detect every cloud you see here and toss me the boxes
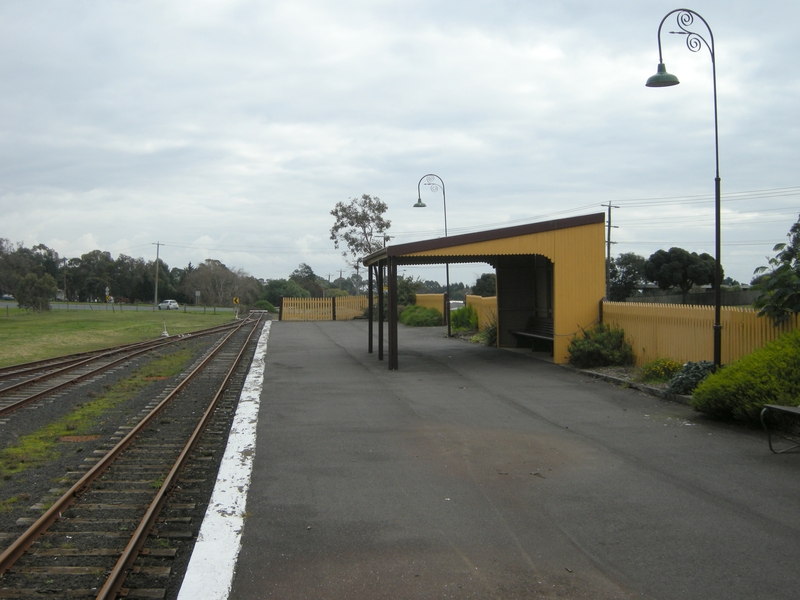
[0,1,798,286]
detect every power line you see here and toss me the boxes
[617,240,781,247]
[394,186,799,238]
[616,215,799,229]
[118,185,800,260]
[610,185,800,207]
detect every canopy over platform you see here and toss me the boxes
[362,213,606,369]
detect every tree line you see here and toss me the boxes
[0,239,270,310]
[0,238,478,312]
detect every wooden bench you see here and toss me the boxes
[760,404,800,454]
[510,317,554,354]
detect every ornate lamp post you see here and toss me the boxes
[414,174,451,336]
[646,9,722,367]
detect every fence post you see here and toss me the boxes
[331,296,337,321]
[599,299,604,324]
[444,291,451,337]
[278,297,283,321]
[368,267,374,353]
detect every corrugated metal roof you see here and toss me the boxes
[362,213,604,266]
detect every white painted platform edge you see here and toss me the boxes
[177,320,271,600]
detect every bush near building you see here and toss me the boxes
[691,330,800,425]
[567,324,634,368]
[451,304,479,331]
[399,305,442,327]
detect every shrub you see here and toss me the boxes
[567,324,634,368]
[399,305,442,327]
[468,317,498,345]
[639,357,683,383]
[469,331,485,343]
[690,330,800,424]
[451,304,479,331]
[666,361,716,396]
[15,273,58,312]
[482,318,497,346]
[254,300,276,311]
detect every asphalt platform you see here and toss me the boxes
[226,320,800,600]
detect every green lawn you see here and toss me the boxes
[0,309,234,367]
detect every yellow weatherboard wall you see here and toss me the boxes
[403,221,606,363]
[465,295,497,331]
[552,222,606,362]
[415,294,446,313]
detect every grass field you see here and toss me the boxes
[0,309,235,367]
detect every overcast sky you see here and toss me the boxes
[2,1,799,287]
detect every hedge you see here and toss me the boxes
[691,329,800,424]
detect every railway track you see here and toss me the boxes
[0,314,266,599]
[0,321,243,419]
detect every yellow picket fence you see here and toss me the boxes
[602,301,799,366]
[335,295,370,320]
[280,296,368,321]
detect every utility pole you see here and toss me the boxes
[62,258,68,304]
[153,242,161,311]
[604,202,619,298]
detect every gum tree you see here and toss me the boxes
[330,194,391,266]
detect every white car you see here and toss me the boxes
[158,299,179,310]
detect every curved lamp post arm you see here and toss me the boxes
[649,9,718,178]
[416,174,447,236]
[654,9,715,61]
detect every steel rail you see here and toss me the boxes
[0,320,250,418]
[0,351,126,379]
[0,354,110,380]
[0,320,244,380]
[0,339,191,419]
[0,317,255,576]
[97,313,264,600]
[0,339,175,396]
[0,336,188,380]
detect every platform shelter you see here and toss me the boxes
[362,213,606,369]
